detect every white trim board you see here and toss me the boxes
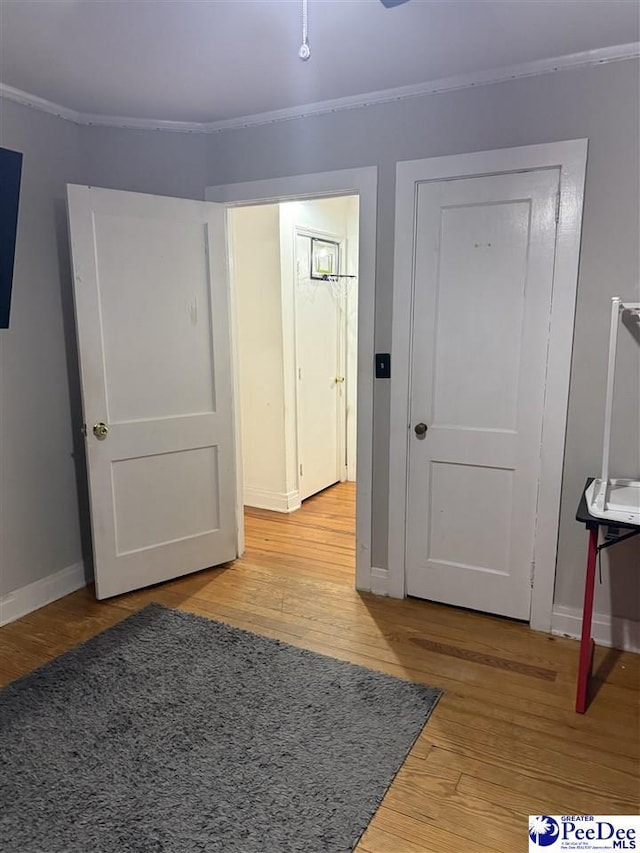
[552,606,640,654]
[243,488,301,514]
[1,43,637,134]
[370,567,389,597]
[206,167,377,594]
[0,562,86,626]
[388,140,588,633]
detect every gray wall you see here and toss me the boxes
[205,59,640,620]
[79,125,208,201]
[0,100,84,596]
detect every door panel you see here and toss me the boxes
[94,214,217,421]
[406,169,559,619]
[428,462,514,574]
[111,446,220,555]
[432,202,529,431]
[67,185,237,599]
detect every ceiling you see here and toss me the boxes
[0,0,638,124]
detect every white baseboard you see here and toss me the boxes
[0,561,87,627]
[243,487,301,514]
[551,605,640,653]
[370,566,389,596]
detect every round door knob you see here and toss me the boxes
[414,422,428,436]
[93,422,109,440]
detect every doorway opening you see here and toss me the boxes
[206,166,377,592]
[228,196,359,577]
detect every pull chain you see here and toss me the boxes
[299,0,310,60]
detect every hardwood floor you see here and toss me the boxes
[2,481,639,852]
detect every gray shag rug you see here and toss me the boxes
[1,603,441,853]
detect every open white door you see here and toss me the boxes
[67,185,238,599]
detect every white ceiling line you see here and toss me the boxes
[1,42,638,135]
[0,83,83,125]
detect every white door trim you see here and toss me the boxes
[388,140,588,631]
[205,167,377,592]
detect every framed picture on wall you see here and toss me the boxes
[310,237,339,280]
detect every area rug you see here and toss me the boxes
[1,603,441,853]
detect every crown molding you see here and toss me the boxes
[204,42,640,133]
[0,83,82,124]
[1,42,638,135]
[0,83,205,133]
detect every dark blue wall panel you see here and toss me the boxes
[0,147,23,329]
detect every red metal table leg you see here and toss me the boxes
[575,527,598,713]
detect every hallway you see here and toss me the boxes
[244,482,355,585]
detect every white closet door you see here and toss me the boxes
[295,233,344,500]
[405,168,559,619]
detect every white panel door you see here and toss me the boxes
[295,233,344,501]
[67,185,237,599]
[406,169,559,619]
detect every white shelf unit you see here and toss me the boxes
[585,297,640,525]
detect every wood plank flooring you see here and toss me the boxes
[2,481,638,852]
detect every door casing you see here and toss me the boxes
[206,167,377,593]
[389,140,588,632]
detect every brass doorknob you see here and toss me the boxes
[93,422,109,440]
[414,422,428,436]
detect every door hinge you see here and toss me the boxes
[530,560,536,588]
[298,367,302,380]
[555,191,561,224]
[299,464,303,477]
